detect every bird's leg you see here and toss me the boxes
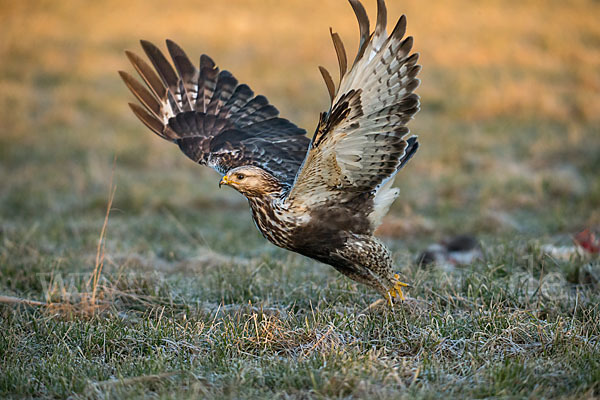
[386,274,410,305]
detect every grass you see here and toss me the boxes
[1,0,600,398]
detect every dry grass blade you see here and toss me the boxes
[0,295,46,307]
[86,159,117,308]
[299,325,334,361]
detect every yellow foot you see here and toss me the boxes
[386,274,410,305]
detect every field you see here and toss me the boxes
[1,0,600,398]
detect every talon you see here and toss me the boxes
[395,286,406,301]
[389,274,410,302]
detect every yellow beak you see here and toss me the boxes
[219,175,230,188]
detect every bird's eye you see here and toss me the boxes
[236,174,245,180]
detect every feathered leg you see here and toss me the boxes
[332,234,410,305]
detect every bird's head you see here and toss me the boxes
[219,166,283,198]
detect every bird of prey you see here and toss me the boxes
[120,0,420,303]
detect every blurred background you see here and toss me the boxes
[1,0,599,260]
[2,2,600,396]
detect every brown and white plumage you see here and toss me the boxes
[289,0,420,227]
[119,40,310,185]
[121,0,421,302]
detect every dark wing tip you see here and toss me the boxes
[124,48,168,102]
[139,40,161,60]
[124,49,142,67]
[119,70,163,118]
[389,15,407,40]
[348,0,370,62]
[128,102,166,138]
[398,135,419,170]
[375,0,388,34]
[329,28,348,82]
[165,38,178,48]
[318,66,336,103]
[139,39,180,107]
[200,54,217,70]
[165,39,191,64]
[139,39,155,51]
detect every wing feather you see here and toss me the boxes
[119,71,162,119]
[166,39,199,110]
[140,40,183,114]
[319,66,336,103]
[122,40,309,184]
[128,103,177,140]
[330,29,347,81]
[197,57,219,113]
[348,0,370,63]
[220,84,254,119]
[124,51,168,105]
[287,0,420,214]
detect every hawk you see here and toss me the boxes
[120,0,420,303]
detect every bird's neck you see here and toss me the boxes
[246,192,285,222]
[246,193,295,249]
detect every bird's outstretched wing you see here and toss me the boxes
[288,0,420,206]
[120,40,310,185]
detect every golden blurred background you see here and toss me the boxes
[1,0,599,233]
[2,0,599,124]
